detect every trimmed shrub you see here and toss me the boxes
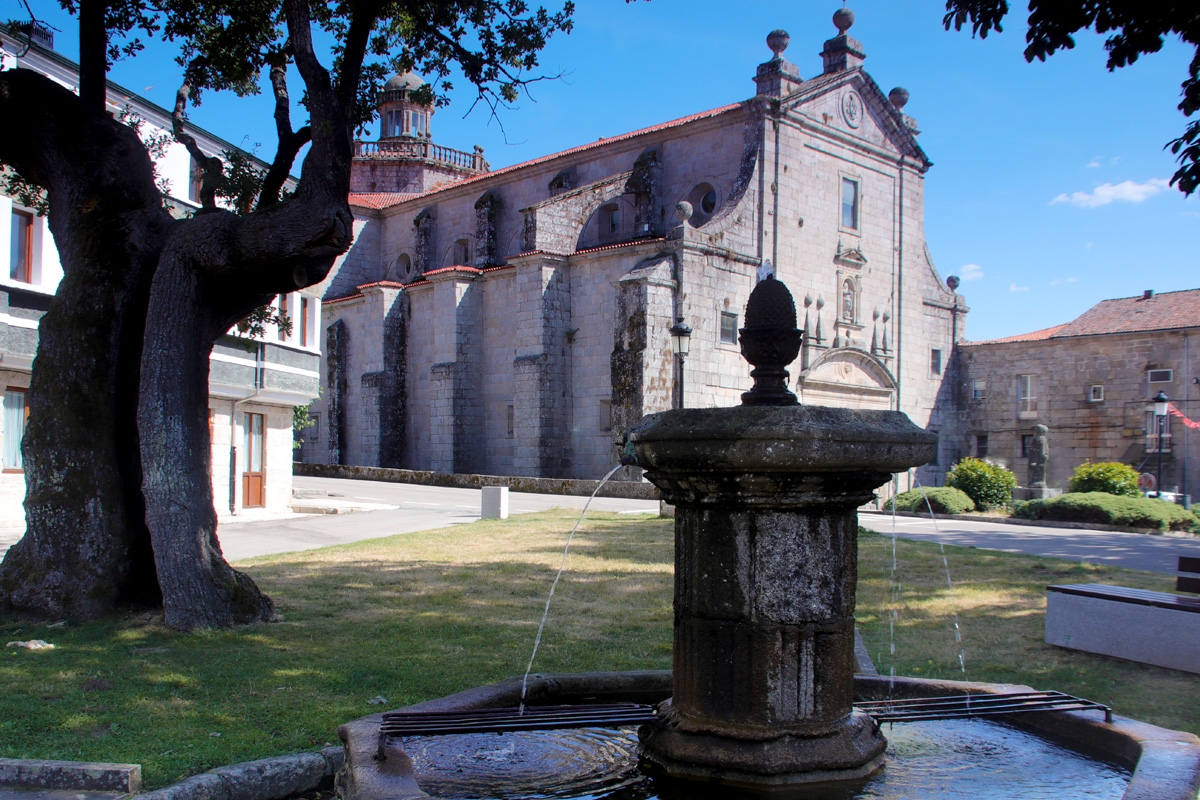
[946,458,1017,510]
[886,487,975,515]
[1016,492,1198,532]
[1067,462,1141,497]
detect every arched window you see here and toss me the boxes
[841,278,856,323]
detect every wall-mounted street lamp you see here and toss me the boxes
[670,319,692,409]
[1154,390,1169,498]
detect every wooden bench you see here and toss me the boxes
[1045,558,1200,675]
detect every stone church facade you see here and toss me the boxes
[301,14,966,486]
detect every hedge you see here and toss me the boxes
[1067,462,1141,497]
[946,458,1017,510]
[1012,492,1199,532]
[886,487,975,516]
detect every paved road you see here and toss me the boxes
[859,512,1200,575]
[218,476,661,561]
[3,479,1197,574]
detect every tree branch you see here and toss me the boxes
[335,0,383,124]
[78,0,109,114]
[256,61,311,211]
[172,62,223,212]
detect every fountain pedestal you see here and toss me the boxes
[631,405,936,785]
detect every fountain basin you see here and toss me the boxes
[336,671,1200,800]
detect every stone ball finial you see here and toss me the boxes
[675,201,694,223]
[739,275,803,406]
[816,295,825,310]
[946,275,960,292]
[804,294,813,308]
[767,29,790,57]
[889,86,910,110]
[833,7,855,33]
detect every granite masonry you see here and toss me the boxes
[299,12,967,486]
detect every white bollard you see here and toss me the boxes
[481,486,509,520]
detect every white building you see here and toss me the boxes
[0,24,320,524]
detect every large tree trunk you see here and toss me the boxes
[0,70,170,618]
[138,231,275,630]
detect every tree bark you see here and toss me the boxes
[0,70,171,618]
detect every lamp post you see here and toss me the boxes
[1154,390,1169,499]
[669,319,692,409]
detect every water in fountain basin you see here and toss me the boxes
[398,718,1130,800]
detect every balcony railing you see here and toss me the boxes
[353,139,489,173]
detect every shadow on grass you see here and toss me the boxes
[0,511,674,789]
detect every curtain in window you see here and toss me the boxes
[3,390,26,470]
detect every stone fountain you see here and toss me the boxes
[336,276,1200,799]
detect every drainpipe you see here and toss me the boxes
[1184,330,1191,501]
[229,342,265,516]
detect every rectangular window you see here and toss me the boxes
[506,404,515,438]
[1018,374,1037,416]
[277,294,290,341]
[975,434,989,458]
[1147,369,1173,384]
[1021,434,1032,458]
[3,388,27,471]
[1145,410,1172,453]
[308,412,320,442]
[300,297,310,347]
[608,207,621,235]
[840,177,859,230]
[971,379,986,400]
[1089,384,1104,402]
[930,349,942,376]
[10,210,33,283]
[599,399,612,433]
[720,312,738,345]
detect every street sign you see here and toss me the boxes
[1138,473,1157,491]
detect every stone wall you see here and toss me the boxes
[947,329,1199,498]
[307,36,959,486]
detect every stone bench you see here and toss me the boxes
[1045,568,1200,675]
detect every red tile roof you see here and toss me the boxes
[349,193,422,209]
[965,324,1069,346]
[1052,289,1200,337]
[965,288,1200,345]
[347,103,744,211]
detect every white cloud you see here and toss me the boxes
[1183,211,1200,218]
[1009,283,1030,292]
[958,263,984,281]
[1087,159,1102,168]
[1051,179,1171,208]
[1050,277,1079,286]
[1086,242,1094,249]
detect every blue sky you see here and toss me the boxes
[23,0,1200,341]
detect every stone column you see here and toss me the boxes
[427,269,482,474]
[510,253,572,477]
[632,405,935,785]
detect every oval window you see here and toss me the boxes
[701,189,717,215]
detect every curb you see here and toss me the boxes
[136,748,344,800]
[294,463,659,501]
[860,508,1198,537]
[0,748,344,800]
[0,758,141,795]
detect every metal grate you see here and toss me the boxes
[378,691,1111,744]
[855,691,1111,724]
[380,703,658,738]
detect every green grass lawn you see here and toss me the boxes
[0,509,1196,789]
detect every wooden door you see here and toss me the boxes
[242,412,265,508]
